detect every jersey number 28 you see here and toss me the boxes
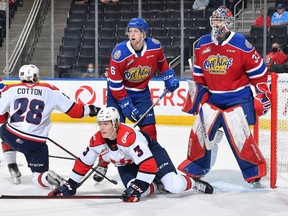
[10,98,44,125]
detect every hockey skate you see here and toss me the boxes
[46,170,66,187]
[248,178,262,189]
[8,163,21,185]
[153,178,169,194]
[193,178,214,194]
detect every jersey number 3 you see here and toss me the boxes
[10,98,45,125]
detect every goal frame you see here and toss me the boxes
[254,73,278,189]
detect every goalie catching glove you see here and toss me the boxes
[119,97,140,122]
[48,179,78,196]
[162,69,179,93]
[254,82,272,117]
[93,166,108,182]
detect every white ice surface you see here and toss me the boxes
[0,123,288,216]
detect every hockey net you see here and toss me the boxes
[254,73,288,188]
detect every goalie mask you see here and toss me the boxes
[210,6,234,44]
[19,64,40,83]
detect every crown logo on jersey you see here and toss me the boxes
[124,66,151,82]
[203,54,233,74]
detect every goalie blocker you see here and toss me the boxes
[178,103,267,183]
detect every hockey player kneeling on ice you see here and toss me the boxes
[178,6,271,189]
[0,64,101,187]
[48,107,213,202]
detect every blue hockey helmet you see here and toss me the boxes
[127,18,149,32]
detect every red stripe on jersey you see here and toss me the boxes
[0,112,8,124]
[72,159,92,176]
[2,142,13,151]
[66,103,85,118]
[139,157,157,174]
[6,124,46,143]
[38,172,47,188]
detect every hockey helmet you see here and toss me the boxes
[19,64,40,83]
[127,18,149,32]
[209,6,234,43]
[97,107,120,127]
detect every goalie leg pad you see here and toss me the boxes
[178,103,222,177]
[222,106,267,181]
[182,80,209,115]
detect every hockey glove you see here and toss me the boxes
[93,166,108,182]
[88,105,101,117]
[162,69,179,93]
[122,183,143,202]
[48,179,78,196]
[119,97,140,122]
[254,82,272,117]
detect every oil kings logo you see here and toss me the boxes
[124,66,151,82]
[203,54,233,74]
[75,85,96,105]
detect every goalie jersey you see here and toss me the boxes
[193,31,268,106]
[107,37,170,100]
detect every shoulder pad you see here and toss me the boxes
[112,41,130,62]
[196,34,212,48]
[90,132,106,147]
[116,124,136,147]
[146,37,161,49]
[229,33,254,52]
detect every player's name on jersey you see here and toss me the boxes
[17,88,43,96]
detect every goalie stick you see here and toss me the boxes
[0,195,123,200]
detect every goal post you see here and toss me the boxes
[254,73,288,188]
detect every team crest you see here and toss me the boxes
[124,66,151,82]
[152,38,160,45]
[245,39,253,49]
[113,50,121,60]
[203,54,233,74]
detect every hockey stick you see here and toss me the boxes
[49,155,75,160]
[0,195,123,200]
[133,89,169,128]
[48,137,78,158]
[198,105,223,150]
[78,162,118,187]
[47,137,118,185]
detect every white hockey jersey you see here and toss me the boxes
[0,82,90,141]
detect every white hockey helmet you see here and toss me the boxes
[97,107,120,126]
[210,6,234,44]
[19,64,40,83]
